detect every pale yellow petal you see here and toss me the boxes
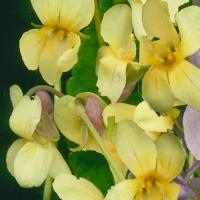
[176,6,200,58]
[116,120,157,177]
[54,95,82,144]
[14,141,53,187]
[49,145,71,178]
[142,66,175,113]
[58,33,81,72]
[166,0,188,22]
[101,4,135,58]
[53,174,104,200]
[31,0,61,26]
[9,85,23,108]
[6,139,26,176]
[19,28,46,70]
[143,0,179,48]
[105,179,140,200]
[102,103,135,126]
[161,182,180,200]
[135,185,163,200]
[156,134,185,181]
[96,47,127,102]
[59,0,95,33]
[9,95,42,140]
[169,60,200,111]
[134,101,174,132]
[128,0,146,39]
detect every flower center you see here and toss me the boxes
[142,176,157,193]
[165,48,176,65]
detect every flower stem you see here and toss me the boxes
[94,0,105,46]
[26,85,64,98]
[76,101,125,183]
[175,119,184,134]
[42,176,53,200]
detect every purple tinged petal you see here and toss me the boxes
[36,91,54,116]
[85,97,104,135]
[189,50,200,68]
[188,177,200,197]
[183,106,200,160]
[117,84,135,102]
[175,176,195,200]
[193,0,200,6]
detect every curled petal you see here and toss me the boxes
[9,95,42,140]
[9,85,23,108]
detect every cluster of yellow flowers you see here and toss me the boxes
[6,0,200,199]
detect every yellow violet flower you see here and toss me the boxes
[128,0,188,39]
[96,4,136,102]
[53,120,185,200]
[103,101,174,141]
[20,0,94,85]
[139,0,200,113]
[54,93,127,179]
[6,85,70,187]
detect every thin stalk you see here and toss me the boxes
[76,102,125,183]
[94,0,105,46]
[26,85,64,98]
[175,119,184,134]
[42,176,53,200]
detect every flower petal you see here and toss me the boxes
[31,0,61,26]
[49,145,71,178]
[143,0,179,48]
[19,28,46,70]
[39,31,79,85]
[156,134,185,181]
[128,0,146,39]
[134,101,174,132]
[105,179,140,200]
[102,103,135,126]
[101,4,135,58]
[142,66,175,113]
[59,0,95,32]
[183,106,200,160]
[169,59,200,111]
[115,120,157,177]
[161,182,180,200]
[53,174,104,200]
[176,5,200,58]
[57,32,81,72]
[6,139,26,176]
[9,95,42,140]
[96,47,127,102]
[9,85,23,108]
[54,95,82,144]
[14,141,53,187]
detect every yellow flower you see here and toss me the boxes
[54,93,127,179]
[6,85,70,187]
[140,0,200,113]
[19,0,94,85]
[102,101,174,141]
[53,120,185,200]
[128,0,188,39]
[96,4,136,102]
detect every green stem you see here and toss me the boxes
[175,119,184,134]
[94,0,105,46]
[42,176,53,200]
[26,85,64,98]
[76,101,125,183]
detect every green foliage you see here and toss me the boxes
[66,23,99,96]
[68,151,114,196]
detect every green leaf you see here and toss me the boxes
[99,0,114,14]
[66,23,99,96]
[68,151,114,196]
